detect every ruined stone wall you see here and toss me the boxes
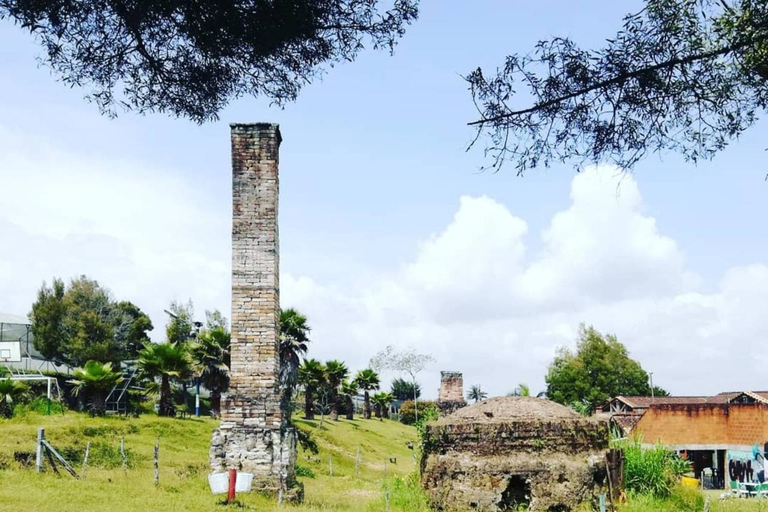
[421,418,609,511]
[423,419,609,456]
[210,123,297,496]
[436,371,466,415]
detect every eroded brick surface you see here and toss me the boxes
[210,124,298,497]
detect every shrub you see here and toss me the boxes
[13,396,66,416]
[399,400,436,425]
[295,465,315,478]
[623,438,692,497]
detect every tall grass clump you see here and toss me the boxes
[380,472,431,512]
[623,437,692,497]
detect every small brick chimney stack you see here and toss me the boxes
[436,371,467,416]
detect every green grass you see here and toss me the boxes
[622,488,768,512]
[0,411,422,512]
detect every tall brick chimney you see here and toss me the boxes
[210,123,299,499]
[436,371,467,416]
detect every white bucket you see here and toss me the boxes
[235,472,254,493]
[208,472,229,494]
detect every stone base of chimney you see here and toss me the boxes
[210,425,302,501]
[436,399,468,417]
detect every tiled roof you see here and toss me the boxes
[617,396,710,408]
[611,414,642,434]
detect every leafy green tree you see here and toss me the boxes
[30,278,67,361]
[371,392,395,419]
[29,276,153,366]
[298,359,326,420]
[190,319,230,418]
[353,368,380,419]
[111,301,154,360]
[323,360,349,421]
[68,361,123,416]
[398,400,436,425]
[467,385,487,403]
[468,0,768,173]
[138,342,192,417]
[390,377,421,401]
[545,325,654,411]
[165,300,196,345]
[0,0,418,122]
[340,380,358,420]
[0,379,29,418]
[58,276,116,366]
[279,308,311,409]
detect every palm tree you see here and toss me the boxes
[279,308,311,404]
[323,360,348,421]
[340,380,358,420]
[138,342,192,417]
[467,384,488,403]
[0,379,29,418]
[390,377,421,401]
[68,361,123,416]
[353,368,380,419]
[508,383,531,397]
[371,392,395,419]
[298,359,326,420]
[190,325,230,417]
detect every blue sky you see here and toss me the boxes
[2,0,768,398]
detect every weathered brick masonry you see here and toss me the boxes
[436,371,467,415]
[422,397,609,511]
[210,123,298,497]
[636,403,768,446]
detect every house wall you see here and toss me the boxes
[635,404,768,446]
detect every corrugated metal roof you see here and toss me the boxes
[0,313,30,325]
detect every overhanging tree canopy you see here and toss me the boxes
[467,0,768,173]
[0,0,418,122]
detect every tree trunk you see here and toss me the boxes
[383,406,389,419]
[210,390,221,418]
[374,404,382,418]
[90,391,107,417]
[364,391,371,419]
[304,385,315,420]
[345,396,354,420]
[330,390,339,421]
[159,375,175,417]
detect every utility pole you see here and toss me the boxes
[649,372,655,400]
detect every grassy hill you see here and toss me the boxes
[0,410,423,512]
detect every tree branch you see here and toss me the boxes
[468,33,768,127]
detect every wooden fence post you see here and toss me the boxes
[36,428,44,473]
[120,436,127,473]
[153,437,160,486]
[82,442,91,479]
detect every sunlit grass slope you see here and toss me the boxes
[0,411,421,512]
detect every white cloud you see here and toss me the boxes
[0,123,230,337]
[2,133,765,402]
[281,167,768,399]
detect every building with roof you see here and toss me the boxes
[599,392,768,490]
